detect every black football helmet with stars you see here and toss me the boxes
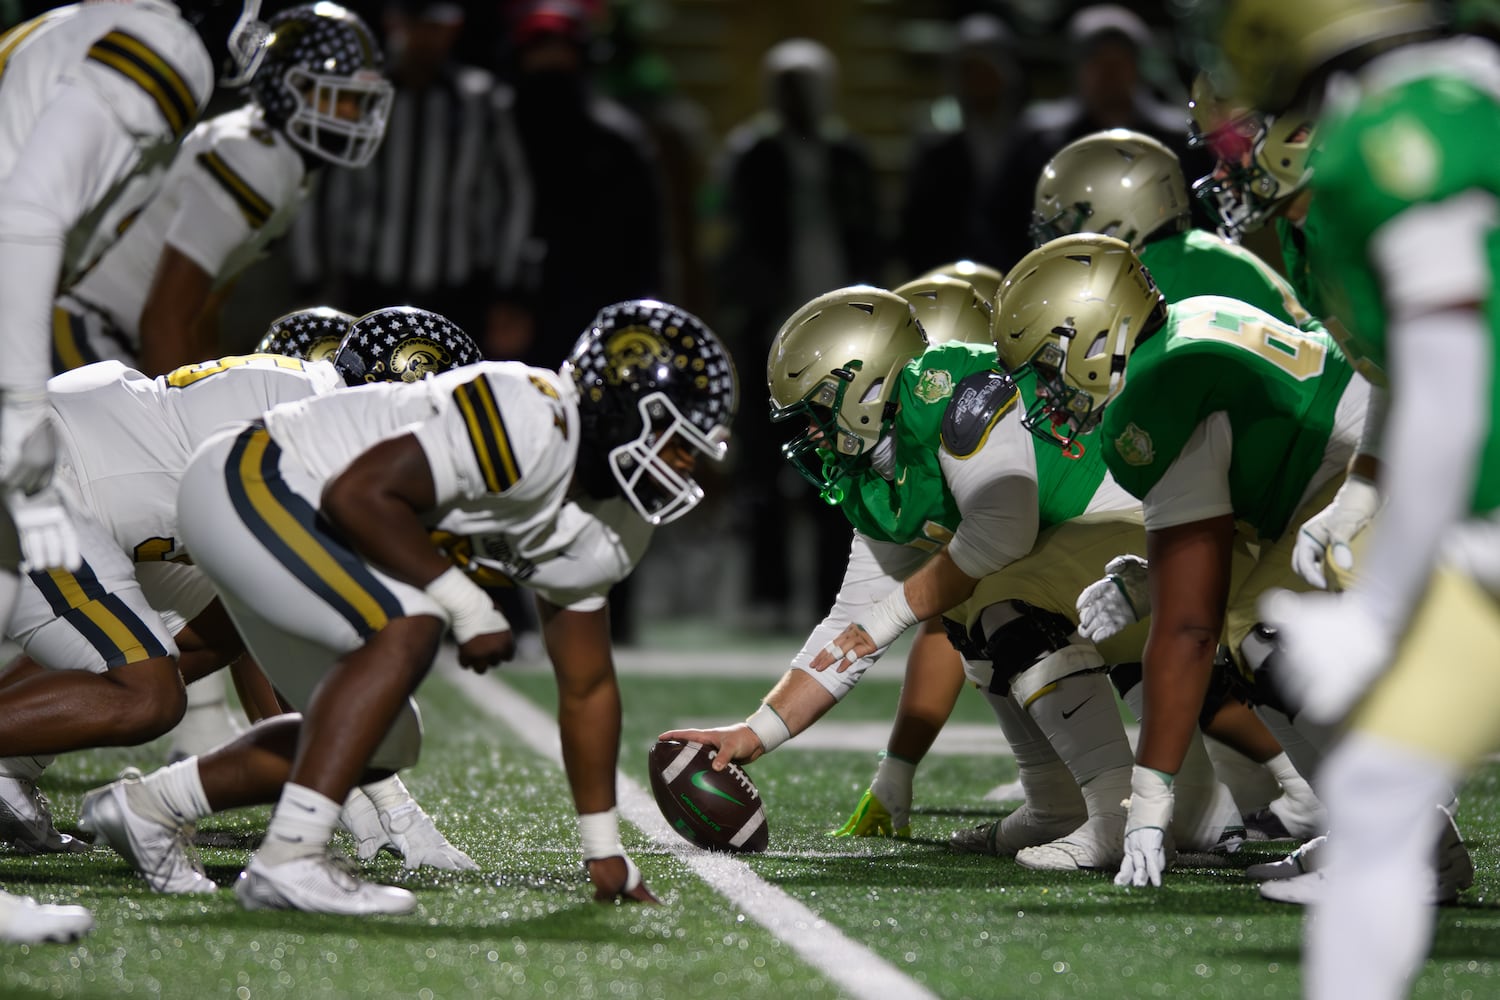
[247,3,392,168]
[333,306,481,385]
[562,299,738,525]
[255,306,354,362]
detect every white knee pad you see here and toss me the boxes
[368,699,424,772]
[1011,640,1106,709]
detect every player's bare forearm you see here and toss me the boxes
[901,548,981,623]
[1137,515,1234,774]
[136,246,213,376]
[542,600,621,815]
[659,669,837,768]
[322,434,451,587]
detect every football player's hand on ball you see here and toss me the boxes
[457,628,514,673]
[587,855,659,904]
[1115,766,1173,888]
[9,486,80,572]
[1257,588,1395,725]
[1077,555,1150,641]
[1291,475,1380,590]
[658,724,766,768]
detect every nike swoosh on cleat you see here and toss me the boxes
[1060,696,1093,720]
[689,770,744,806]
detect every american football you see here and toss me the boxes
[647,739,769,853]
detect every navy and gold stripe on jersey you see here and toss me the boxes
[29,561,170,668]
[225,426,403,639]
[50,305,102,374]
[453,376,521,493]
[86,30,196,138]
[196,151,274,228]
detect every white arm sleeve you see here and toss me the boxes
[1141,413,1235,531]
[1354,194,1496,624]
[0,83,139,391]
[939,417,1040,577]
[789,533,931,700]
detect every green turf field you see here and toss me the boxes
[3,646,1499,999]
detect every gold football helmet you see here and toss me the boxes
[1220,0,1435,111]
[1194,106,1318,239]
[919,260,1005,307]
[768,286,927,503]
[1030,129,1191,251]
[892,274,993,347]
[994,234,1166,448]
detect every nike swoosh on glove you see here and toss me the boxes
[1077,554,1149,641]
[1257,588,1396,726]
[1291,476,1381,590]
[1116,766,1173,888]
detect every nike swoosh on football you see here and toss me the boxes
[690,769,744,806]
[1060,696,1093,720]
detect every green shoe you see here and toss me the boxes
[830,788,911,839]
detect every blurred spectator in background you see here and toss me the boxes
[715,38,885,628]
[290,1,531,349]
[598,0,715,318]
[985,4,1195,269]
[503,0,667,370]
[899,13,1021,277]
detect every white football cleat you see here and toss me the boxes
[1258,819,1473,906]
[0,889,93,943]
[1246,834,1327,880]
[1258,869,1326,904]
[0,776,91,854]
[949,802,1086,856]
[235,853,417,915]
[78,781,216,894]
[1014,814,1126,871]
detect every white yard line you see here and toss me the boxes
[440,662,938,1000]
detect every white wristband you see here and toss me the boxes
[425,566,510,644]
[745,703,791,754]
[857,586,920,650]
[578,808,624,861]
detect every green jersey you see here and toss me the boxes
[1141,227,1318,332]
[840,342,1109,549]
[1306,40,1500,514]
[1101,295,1353,541]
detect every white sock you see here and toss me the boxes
[258,783,341,866]
[1171,730,1244,849]
[984,689,1083,820]
[1022,672,1131,822]
[0,755,53,781]
[128,759,211,828]
[1308,735,1458,1000]
[1264,751,1326,832]
[870,751,915,826]
[1253,704,1330,786]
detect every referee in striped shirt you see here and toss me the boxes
[290,2,531,351]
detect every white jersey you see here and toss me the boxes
[464,496,654,612]
[48,355,343,560]
[67,104,310,349]
[0,1,213,390]
[264,361,579,555]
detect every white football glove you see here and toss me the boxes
[1257,588,1396,726]
[0,391,57,497]
[1116,765,1173,888]
[9,487,80,572]
[1291,475,1381,590]
[1077,555,1150,641]
[340,786,478,871]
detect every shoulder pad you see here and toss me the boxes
[941,370,1018,458]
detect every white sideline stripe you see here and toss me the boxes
[440,663,938,1000]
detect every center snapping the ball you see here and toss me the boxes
[647,739,768,853]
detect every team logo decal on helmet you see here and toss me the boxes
[256,305,354,362]
[333,306,481,385]
[248,3,393,168]
[563,299,738,525]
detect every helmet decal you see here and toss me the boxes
[334,306,480,385]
